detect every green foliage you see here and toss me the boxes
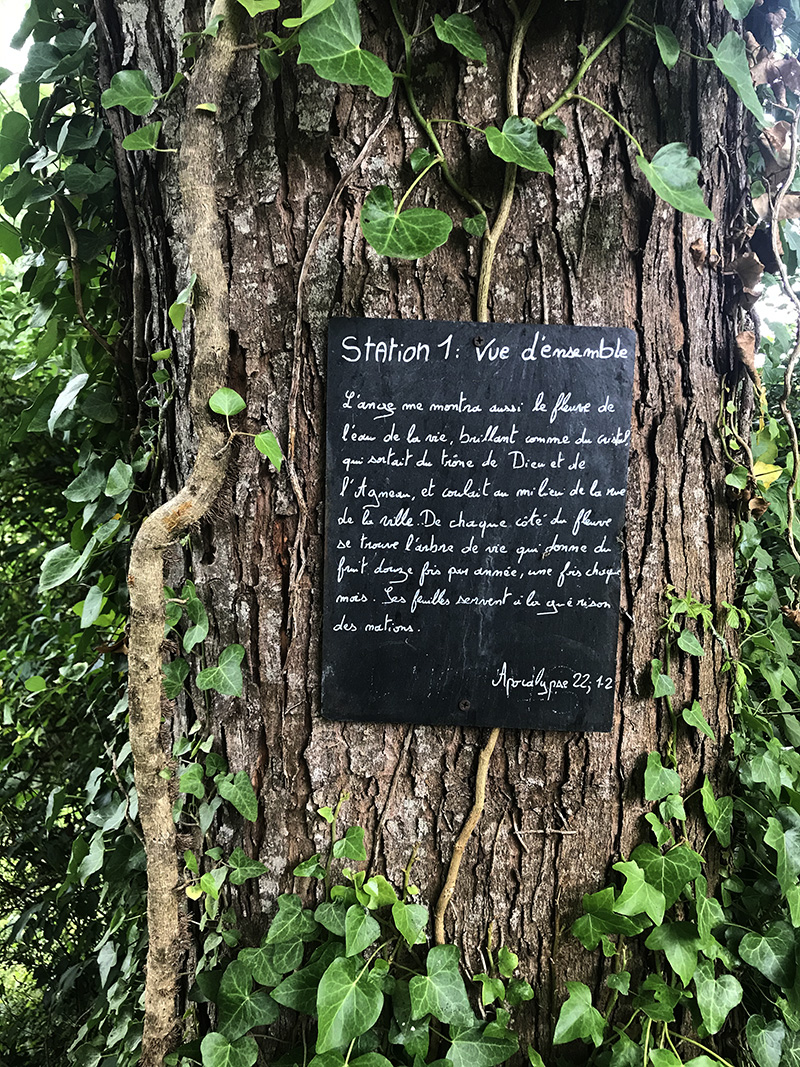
[170,803,533,1066]
[636,144,714,220]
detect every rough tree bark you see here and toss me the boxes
[98,0,744,1057]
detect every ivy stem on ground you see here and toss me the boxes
[476,0,541,322]
[771,106,800,592]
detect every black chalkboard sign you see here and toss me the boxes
[322,318,635,732]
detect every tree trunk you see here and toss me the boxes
[99,0,743,1055]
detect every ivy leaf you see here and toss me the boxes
[228,847,267,885]
[631,843,703,908]
[644,751,681,801]
[101,70,156,116]
[316,900,348,936]
[507,976,534,1006]
[259,49,281,80]
[739,922,796,987]
[485,117,553,174]
[645,922,702,986]
[361,875,398,910]
[272,945,345,1013]
[360,186,453,259]
[183,597,210,652]
[297,0,393,97]
[217,961,280,1040]
[463,213,487,236]
[693,959,742,1034]
[682,700,715,740]
[654,25,680,70]
[345,906,380,956]
[217,770,258,821]
[391,901,428,946]
[294,853,326,879]
[695,876,726,949]
[255,431,283,471]
[199,1032,258,1067]
[40,543,84,591]
[571,886,649,950]
[169,273,197,332]
[709,31,766,126]
[179,763,205,799]
[613,860,666,925]
[473,973,505,1006]
[104,459,134,501]
[724,0,757,15]
[163,659,189,698]
[236,0,280,16]
[0,112,30,169]
[409,147,438,175]
[316,955,384,1053]
[650,1052,682,1067]
[332,826,367,861]
[409,944,473,1025]
[447,1020,519,1066]
[552,981,605,1047]
[197,644,245,697]
[267,894,319,943]
[284,0,335,29]
[650,659,675,698]
[677,629,704,657]
[637,143,713,220]
[700,778,732,847]
[746,1015,785,1067]
[121,121,163,151]
[237,942,282,987]
[543,114,567,137]
[433,14,487,64]
[0,219,22,261]
[497,945,518,978]
[209,388,246,417]
[48,372,90,434]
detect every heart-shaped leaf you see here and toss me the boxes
[485,117,553,173]
[0,112,30,169]
[121,121,163,151]
[236,0,279,15]
[101,69,156,116]
[693,959,742,1034]
[255,431,282,471]
[209,388,246,417]
[740,922,796,987]
[360,186,453,259]
[217,769,258,821]
[284,0,334,28]
[316,955,384,1053]
[228,847,267,885]
[637,143,713,220]
[552,981,605,1047]
[433,14,486,64]
[298,0,393,97]
[200,1032,258,1067]
[654,25,680,70]
[644,751,681,801]
[709,31,765,126]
